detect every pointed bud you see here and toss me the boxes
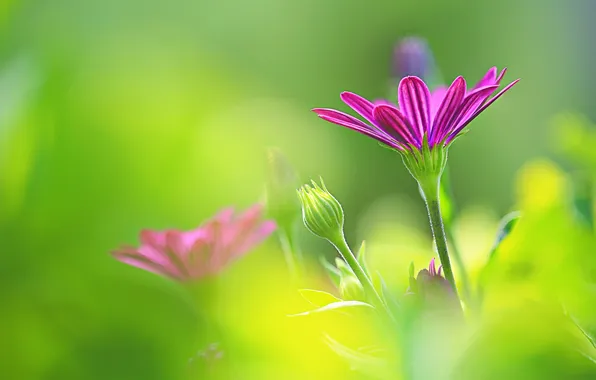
[392,37,435,81]
[265,148,301,229]
[339,275,365,302]
[334,258,365,301]
[297,179,344,241]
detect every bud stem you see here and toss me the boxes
[330,234,389,316]
[419,179,460,301]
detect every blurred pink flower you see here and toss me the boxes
[112,205,276,281]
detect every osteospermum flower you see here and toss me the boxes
[112,205,276,281]
[406,258,457,310]
[392,37,435,81]
[313,67,518,181]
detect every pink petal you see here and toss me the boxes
[187,238,212,277]
[234,220,277,258]
[430,86,447,119]
[214,207,235,224]
[138,230,182,271]
[372,104,418,147]
[429,76,466,145]
[447,79,519,143]
[340,92,376,125]
[397,76,431,142]
[373,99,397,107]
[429,257,436,276]
[471,67,497,91]
[139,229,167,248]
[313,108,402,147]
[448,85,499,135]
[112,247,182,279]
[447,79,519,142]
[496,67,508,84]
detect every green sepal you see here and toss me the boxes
[398,139,449,192]
[379,273,401,316]
[477,211,521,304]
[334,257,366,301]
[336,257,355,277]
[299,289,342,307]
[439,165,455,226]
[321,257,341,287]
[324,335,391,379]
[288,300,374,317]
[356,240,369,277]
[489,211,521,258]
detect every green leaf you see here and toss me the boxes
[320,257,341,287]
[569,313,596,349]
[356,240,369,277]
[298,289,342,308]
[288,300,374,317]
[336,257,355,277]
[379,273,400,315]
[439,166,455,226]
[323,334,390,379]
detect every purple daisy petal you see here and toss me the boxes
[373,98,397,107]
[496,67,508,84]
[429,76,466,145]
[398,76,431,143]
[312,108,402,148]
[430,86,448,119]
[474,79,519,116]
[340,92,377,125]
[429,257,437,276]
[112,248,180,279]
[472,66,497,90]
[446,79,520,142]
[372,104,419,147]
[446,85,499,137]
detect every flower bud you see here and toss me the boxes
[339,274,365,301]
[297,179,344,241]
[392,37,434,81]
[335,258,365,301]
[265,148,301,230]
[406,259,457,311]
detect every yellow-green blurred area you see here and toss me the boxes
[2,0,596,379]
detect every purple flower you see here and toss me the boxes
[426,257,443,277]
[112,205,276,282]
[313,67,518,151]
[406,259,457,310]
[392,37,434,81]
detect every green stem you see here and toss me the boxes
[420,183,460,300]
[445,226,472,303]
[441,166,472,304]
[331,234,388,314]
[278,229,302,282]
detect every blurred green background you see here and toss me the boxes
[0,0,590,379]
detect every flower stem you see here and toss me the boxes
[441,166,473,305]
[420,181,460,300]
[278,229,303,282]
[331,234,388,314]
[445,227,472,302]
